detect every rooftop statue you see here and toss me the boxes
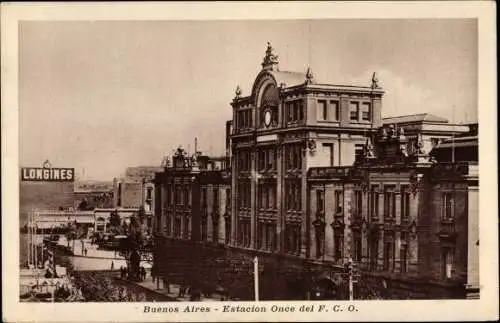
[305,67,315,84]
[262,42,279,70]
[235,85,242,99]
[371,72,380,89]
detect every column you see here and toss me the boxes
[324,185,335,261]
[394,187,402,271]
[343,184,352,263]
[301,146,308,258]
[250,150,257,249]
[231,150,237,246]
[361,190,369,266]
[377,191,385,268]
[276,144,283,253]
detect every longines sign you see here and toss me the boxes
[21,161,75,182]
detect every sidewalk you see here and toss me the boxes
[134,278,223,302]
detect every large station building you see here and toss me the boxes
[152,43,479,300]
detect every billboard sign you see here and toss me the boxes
[21,160,74,182]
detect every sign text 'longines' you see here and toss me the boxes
[21,168,74,182]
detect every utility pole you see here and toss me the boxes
[253,256,259,301]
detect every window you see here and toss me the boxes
[355,144,364,162]
[334,233,343,261]
[285,180,302,211]
[331,100,340,121]
[370,186,379,221]
[286,144,302,170]
[354,190,363,216]
[201,188,207,207]
[316,190,324,213]
[400,233,408,273]
[354,233,362,262]
[213,216,219,243]
[317,100,328,121]
[349,101,359,121]
[201,217,207,241]
[287,100,304,123]
[315,225,325,259]
[383,240,394,270]
[285,223,301,255]
[213,187,219,209]
[183,216,190,239]
[442,192,454,220]
[322,143,334,166]
[401,186,411,219]
[183,188,190,206]
[441,248,454,279]
[174,217,181,238]
[117,183,122,207]
[225,188,231,211]
[238,181,251,209]
[238,150,251,172]
[146,187,153,200]
[361,102,372,121]
[224,216,231,244]
[369,231,379,270]
[175,187,182,205]
[335,190,343,213]
[258,222,276,251]
[238,218,251,248]
[384,186,396,218]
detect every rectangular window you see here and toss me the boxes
[400,244,408,273]
[334,233,343,261]
[316,190,324,213]
[355,144,364,162]
[213,187,219,209]
[361,102,372,121]
[401,186,411,219]
[370,186,379,221]
[441,248,454,279]
[384,186,396,218]
[184,188,190,206]
[354,234,362,262]
[335,190,343,213]
[331,100,340,121]
[225,188,231,211]
[369,232,379,270]
[354,190,363,216]
[322,143,334,166]
[318,100,328,121]
[383,241,394,270]
[349,101,359,121]
[201,188,207,207]
[442,192,455,220]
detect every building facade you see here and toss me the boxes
[152,43,479,299]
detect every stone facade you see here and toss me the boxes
[152,43,479,299]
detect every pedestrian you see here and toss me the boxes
[84,248,88,256]
[111,261,114,271]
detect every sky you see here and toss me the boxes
[19,19,478,181]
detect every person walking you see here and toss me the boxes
[111,261,114,271]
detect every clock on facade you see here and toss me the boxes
[264,110,272,127]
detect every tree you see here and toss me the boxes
[109,210,121,234]
[119,213,147,281]
[66,220,78,252]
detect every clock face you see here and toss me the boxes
[264,110,272,127]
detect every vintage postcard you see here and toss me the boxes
[1,1,498,322]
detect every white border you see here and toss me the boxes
[1,2,498,322]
